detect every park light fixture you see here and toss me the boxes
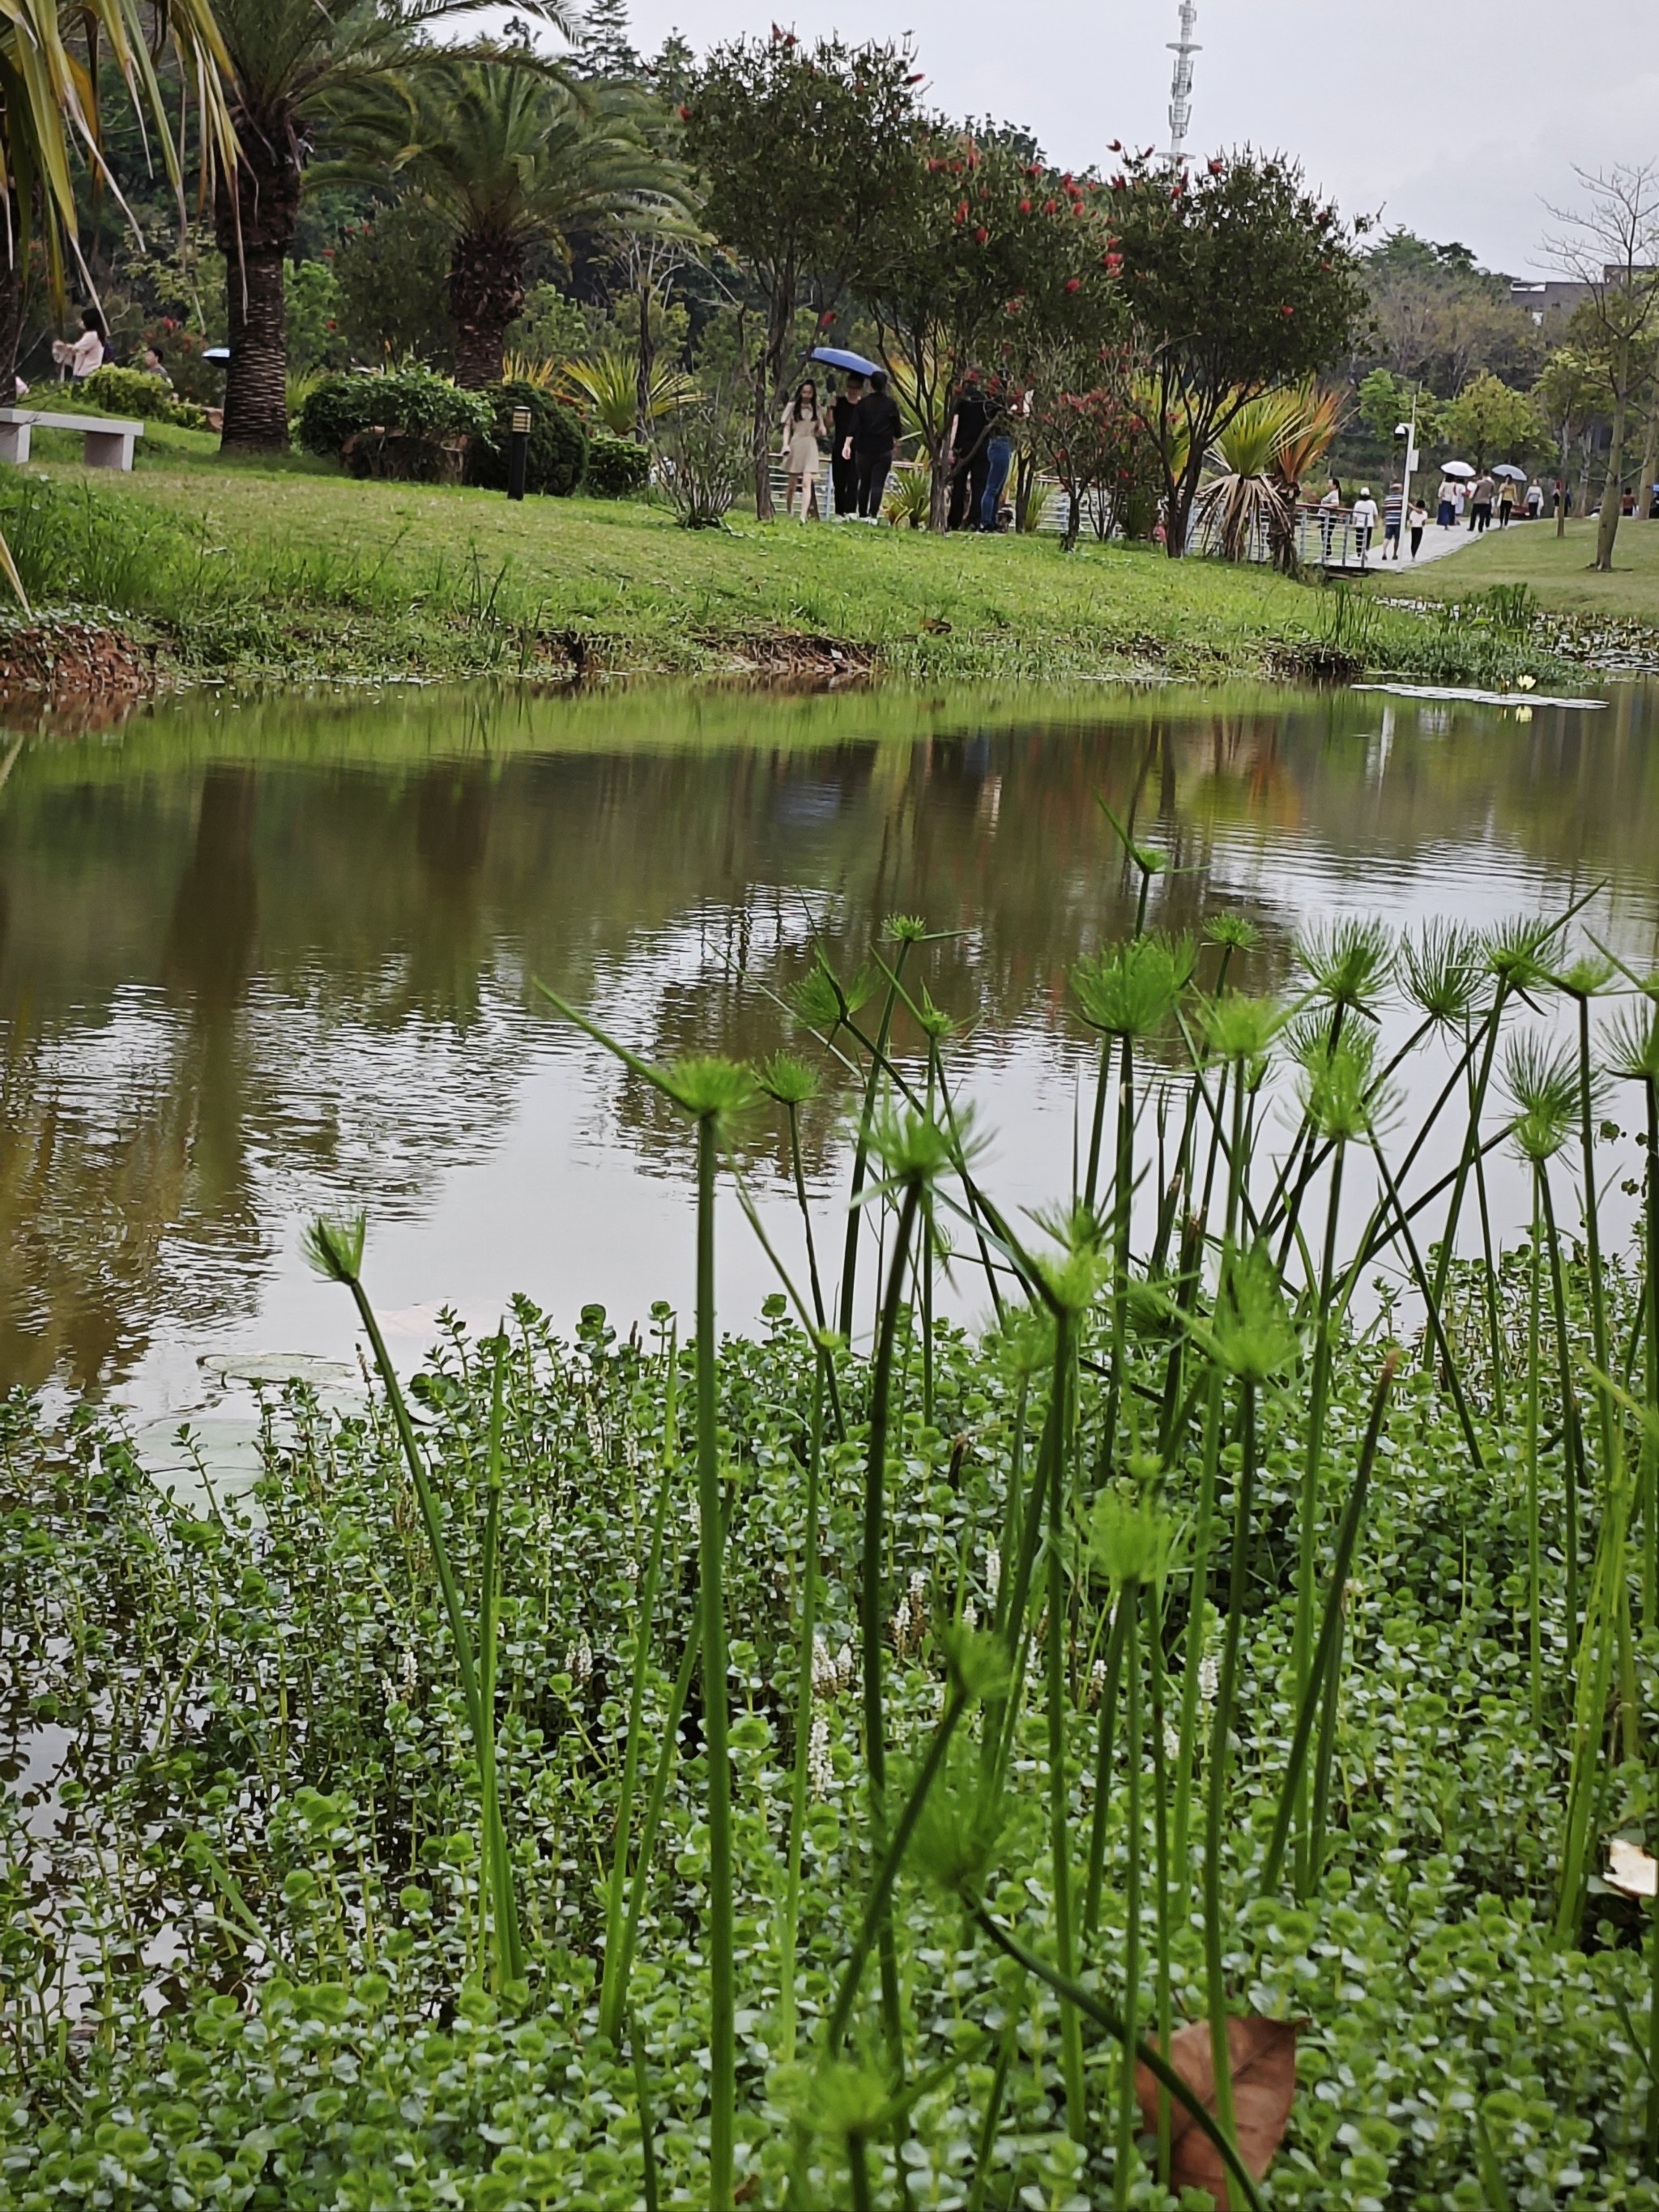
[508,404,532,502]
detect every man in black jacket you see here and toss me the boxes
[828,373,864,518]
[846,369,902,519]
[947,370,991,532]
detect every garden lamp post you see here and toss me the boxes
[1393,393,1419,535]
[508,405,531,502]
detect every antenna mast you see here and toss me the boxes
[1166,0,1200,168]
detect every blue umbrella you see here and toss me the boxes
[808,345,881,377]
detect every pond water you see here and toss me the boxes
[2,676,1656,1436]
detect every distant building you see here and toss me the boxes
[1507,267,1658,323]
[1507,279,1592,323]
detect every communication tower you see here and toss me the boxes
[1166,0,1200,167]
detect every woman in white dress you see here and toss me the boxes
[779,379,828,521]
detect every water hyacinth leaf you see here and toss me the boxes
[1133,2017,1298,2206]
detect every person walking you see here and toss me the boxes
[1469,471,1495,532]
[778,378,828,521]
[848,368,902,520]
[1382,479,1404,559]
[1350,485,1380,564]
[979,380,1014,531]
[1319,474,1343,559]
[946,369,992,532]
[828,373,864,518]
[1497,475,1516,528]
[1525,476,1544,520]
[1452,480,1468,524]
[1407,496,1428,559]
[1435,475,1457,529]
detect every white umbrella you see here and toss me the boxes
[1439,461,1476,479]
[1493,462,1528,480]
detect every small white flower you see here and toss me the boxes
[962,1600,979,1632]
[986,1547,1002,1601]
[812,1630,838,1700]
[808,1715,833,1797]
[1087,1656,1107,1707]
[622,1554,640,1584]
[1198,1654,1219,1706]
[569,1638,594,1687]
[400,1646,419,1697]
[1163,1720,1182,1763]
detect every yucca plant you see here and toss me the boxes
[559,347,694,437]
[881,465,933,529]
[1193,390,1303,567]
[501,349,565,390]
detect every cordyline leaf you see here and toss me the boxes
[1134,2016,1297,2207]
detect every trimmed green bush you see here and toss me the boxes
[586,433,650,498]
[298,369,492,476]
[58,365,207,430]
[470,380,588,497]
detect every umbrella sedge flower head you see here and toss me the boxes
[754,1051,821,1108]
[305,1212,366,1286]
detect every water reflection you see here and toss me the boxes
[0,678,1655,1412]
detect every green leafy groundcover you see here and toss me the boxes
[2,1271,1655,2210]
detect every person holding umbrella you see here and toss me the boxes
[829,373,864,519]
[1494,462,1526,526]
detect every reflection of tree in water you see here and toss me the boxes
[1,684,1657,1395]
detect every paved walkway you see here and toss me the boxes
[1352,515,1547,575]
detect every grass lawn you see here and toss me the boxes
[1404,514,1659,620]
[0,429,1625,687]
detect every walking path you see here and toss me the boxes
[1358,516,1537,575]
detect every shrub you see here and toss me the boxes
[653,389,747,528]
[470,381,588,497]
[70,365,207,430]
[298,368,493,479]
[586,433,650,498]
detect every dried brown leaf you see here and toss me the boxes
[1134,2014,1298,2209]
[1606,1836,1659,1899]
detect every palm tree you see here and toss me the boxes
[0,2,235,366]
[331,53,682,388]
[207,2,565,450]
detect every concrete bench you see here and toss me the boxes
[0,407,144,471]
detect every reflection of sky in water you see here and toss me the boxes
[1,680,1656,1425]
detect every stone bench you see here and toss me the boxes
[0,407,144,471]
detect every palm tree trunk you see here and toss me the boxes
[215,113,303,453]
[450,229,523,390]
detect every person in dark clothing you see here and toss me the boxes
[847,369,902,519]
[828,373,864,518]
[947,371,992,531]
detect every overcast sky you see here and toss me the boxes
[484,0,1657,275]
